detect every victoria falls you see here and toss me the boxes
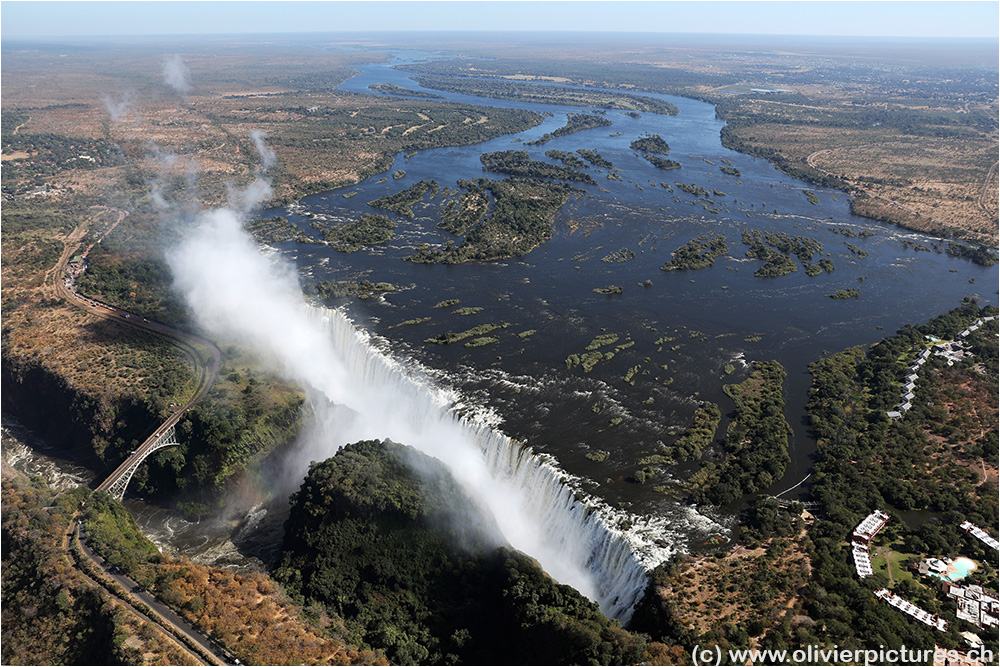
[3,18,998,667]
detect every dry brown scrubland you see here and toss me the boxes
[1,41,538,398]
[695,87,997,246]
[653,526,813,647]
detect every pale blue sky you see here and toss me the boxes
[2,1,998,40]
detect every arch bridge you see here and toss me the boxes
[95,423,182,500]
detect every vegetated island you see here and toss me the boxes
[525,113,614,145]
[368,82,444,99]
[310,213,396,252]
[480,150,596,184]
[687,360,791,504]
[407,176,575,264]
[630,133,671,154]
[639,402,722,465]
[642,155,682,171]
[368,179,440,219]
[565,333,622,373]
[674,182,710,197]
[742,229,832,278]
[545,149,589,169]
[661,234,728,271]
[244,215,323,244]
[827,288,859,299]
[437,179,490,235]
[307,279,399,300]
[576,148,614,169]
[410,75,679,115]
[631,134,680,169]
[273,439,665,665]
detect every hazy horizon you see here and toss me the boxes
[2,1,998,41]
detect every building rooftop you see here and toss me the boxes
[853,509,891,542]
[960,521,1000,551]
[853,545,874,578]
[875,588,948,631]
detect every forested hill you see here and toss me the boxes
[274,439,670,665]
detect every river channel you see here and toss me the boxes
[260,49,997,510]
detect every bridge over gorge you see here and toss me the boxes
[92,331,218,500]
[93,340,217,499]
[96,423,183,500]
[49,217,221,501]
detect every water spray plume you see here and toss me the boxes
[163,134,669,621]
[162,55,192,96]
[250,130,276,170]
[101,91,135,122]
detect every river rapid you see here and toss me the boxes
[5,45,997,611]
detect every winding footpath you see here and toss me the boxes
[978,160,998,213]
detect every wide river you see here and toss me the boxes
[262,50,997,510]
[6,46,997,572]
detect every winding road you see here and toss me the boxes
[47,212,232,663]
[68,520,234,665]
[50,213,222,467]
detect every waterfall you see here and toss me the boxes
[302,306,667,623]
[165,204,688,624]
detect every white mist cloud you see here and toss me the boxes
[226,177,273,215]
[250,130,276,170]
[162,54,192,95]
[101,91,136,122]
[145,146,200,217]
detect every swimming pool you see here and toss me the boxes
[931,557,978,582]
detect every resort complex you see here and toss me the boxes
[886,316,994,419]
[852,510,999,638]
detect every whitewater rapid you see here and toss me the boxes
[296,305,687,622]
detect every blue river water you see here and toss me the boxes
[258,48,997,520]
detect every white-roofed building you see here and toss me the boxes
[853,509,890,546]
[853,545,874,578]
[875,588,949,631]
[960,521,1000,551]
